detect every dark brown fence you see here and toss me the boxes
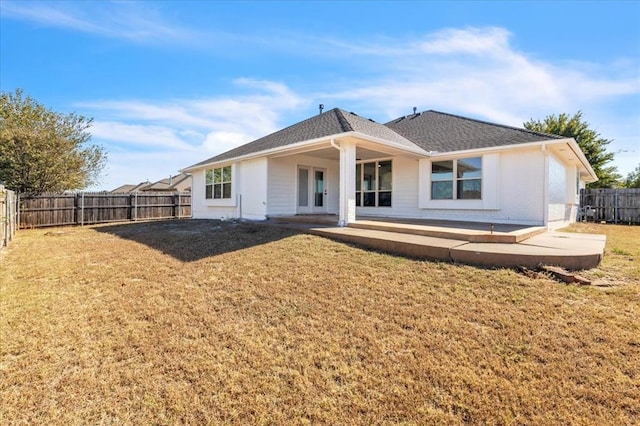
[1,185,18,249]
[19,192,191,228]
[580,188,640,224]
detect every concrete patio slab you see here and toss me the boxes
[309,227,466,261]
[350,220,547,243]
[268,216,606,270]
[451,236,605,270]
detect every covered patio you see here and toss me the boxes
[267,133,426,226]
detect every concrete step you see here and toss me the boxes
[309,227,465,261]
[349,220,547,243]
[309,226,606,270]
[268,215,338,225]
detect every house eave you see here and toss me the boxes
[428,137,598,182]
[181,131,429,172]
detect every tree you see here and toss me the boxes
[523,112,621,188]
[0,89,106,193]
[622,163,640,188]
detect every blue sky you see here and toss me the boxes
[1,0,639,190]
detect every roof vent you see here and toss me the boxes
[319,104,324,114]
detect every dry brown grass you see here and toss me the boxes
[1,220,638,425]
[563,222,640,286]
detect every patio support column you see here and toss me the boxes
[339,141,356,226]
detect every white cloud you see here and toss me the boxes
[318,27,639,129]
[61,24,638,186]
[90,121,197,151]
[79,101,219,128]
[1,0,198,44]
[202,131,253,155]
[82,79,305,190]
[416,27,512,56]
[100,150,203,191]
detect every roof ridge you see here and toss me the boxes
[423,110,563,140]
[334,108,355,132]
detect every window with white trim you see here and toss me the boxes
[355,160,392,207]
[431,157,482,200]
[205,165,232,199]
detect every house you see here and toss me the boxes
[182,108,597,229]
[140,173,192,192]
[110,173,191,193]
[110,183,146,193]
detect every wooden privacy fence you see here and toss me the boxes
[580,188,640,224]
[1,185,18,248]
[19,192,191,228]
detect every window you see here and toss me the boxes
[205,165,232,199]
[355,160,392,207]
[431,157,481,200]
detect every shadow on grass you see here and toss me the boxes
[94,219,299,262]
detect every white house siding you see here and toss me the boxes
[190,158,268,220]
[266,156,296,216]
[190,167,237,220]
[548,153,567,222]
[266,154,339,216]
[547,153,581,230]
[192,145,582,227]
[238,157,268,220]
[496,149,545,225]
[421,150,543,225]
[357,150,546,225]
[356,155,420,218]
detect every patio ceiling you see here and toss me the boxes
[269,138,426,162]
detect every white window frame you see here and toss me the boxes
[203,164,237,207]
[418,154,499,211]
[355,159,392,208]
[431,157,482,200]
[205,165,233,200]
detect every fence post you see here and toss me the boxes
[1,186,5,248]
[4,189,8,247]
[614,189,618,224]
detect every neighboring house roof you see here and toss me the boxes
[110,182,150,193]
[187,108,422,168]
[184,108,569,171]
[130,181,152,192]
[142,173,192,192]
[385,110,563,153]
[110,184,138,193]
[110,174,191,193]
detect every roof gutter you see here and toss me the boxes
[181,131,429,172]
[428,137,597,182]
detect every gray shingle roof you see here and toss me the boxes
[385,110,562,152]
[185,108,563,170]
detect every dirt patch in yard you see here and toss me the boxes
[1,220,638,425]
